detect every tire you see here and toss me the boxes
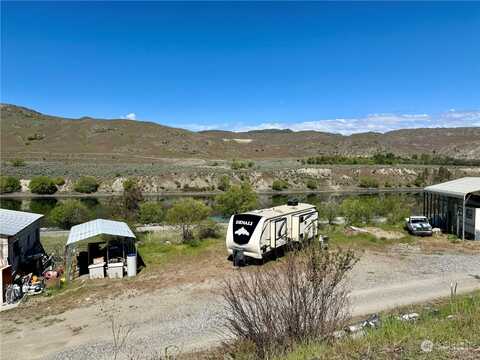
[233,250,245,267]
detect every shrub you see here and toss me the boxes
[340,197,375,225]
[0,176,21,194]
[217,175,231,191]
[222,245,357,358]
[215,182,258,216]
[272,179,289,191]
[10,158,26,167]
[49,200,91,229]
[231,159,254,170]
[74,176,99,193]
[122,178,143,214]
[166,198,211,242]
[358,176,379,188]
[138,202,164,224]
[53,177,66,186]
[306,179,317,190]
[196,219,221,239]
[29,176,57,194]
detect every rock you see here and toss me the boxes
[421,340,433,353]
[20,179,30,192]
[111,177,126,192]
[399,313,419,322]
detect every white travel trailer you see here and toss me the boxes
[226,201,318,265]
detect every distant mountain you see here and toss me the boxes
[1,104,479,162]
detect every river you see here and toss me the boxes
[0,190,423,227]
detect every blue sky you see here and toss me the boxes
[1,1,479,134]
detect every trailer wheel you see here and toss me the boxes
[233,250,246,267]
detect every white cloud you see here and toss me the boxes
[124,113,136,120]
[185,109,480,135]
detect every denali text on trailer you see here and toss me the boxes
[226,201,318,265]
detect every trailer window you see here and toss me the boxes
[277,221,286,237]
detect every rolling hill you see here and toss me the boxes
[1,104,479,162]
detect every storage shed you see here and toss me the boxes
[424,177,480,240]
[0,209,45,274]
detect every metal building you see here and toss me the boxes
[0,209,44,274]
[424,177,480,240]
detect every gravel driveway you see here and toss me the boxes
[2,246,480,360]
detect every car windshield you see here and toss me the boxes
[411,218,427,224]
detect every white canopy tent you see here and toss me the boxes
[65,219,136,281]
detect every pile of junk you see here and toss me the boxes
[3,253,64,306]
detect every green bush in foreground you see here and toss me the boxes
[49,200,91,229]
[0,176,21,194]
[74,176,99,193]
[29,176,58,194]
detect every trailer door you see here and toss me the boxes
[271,218,287,248]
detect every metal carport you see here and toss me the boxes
[424,177,480,240]
[65,219,136,281]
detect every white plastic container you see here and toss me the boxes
[127,254,137,277]
[88,262,105,279]
[107,262,124,279]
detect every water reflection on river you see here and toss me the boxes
[0,191,422,227]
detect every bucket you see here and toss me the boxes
[126,254,137,277]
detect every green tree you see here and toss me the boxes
[122,178,143,217]
[317,201,340,225]
[74,176,99,193]
[166,198,211,241]
[215,182,258,216]
[340,197,375,225]
[29,176,57,194]
[0,176,21,194]
[49,200,91,229]
[138,202,164,224]
[217,175,231,191]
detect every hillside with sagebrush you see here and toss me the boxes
[1,104,479,162]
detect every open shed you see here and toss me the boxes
[424,177,480,240]
[65,219,137,281]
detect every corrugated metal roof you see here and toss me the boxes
[246,203,315,219]
[67,219,136,246]
[0,209,44,236]
[424,177,480,198]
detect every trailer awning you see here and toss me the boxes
[67,219,136,247]
[424,177,480,199]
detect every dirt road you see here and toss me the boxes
[1,246,480,360]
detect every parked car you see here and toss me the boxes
[405,216,433,236]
